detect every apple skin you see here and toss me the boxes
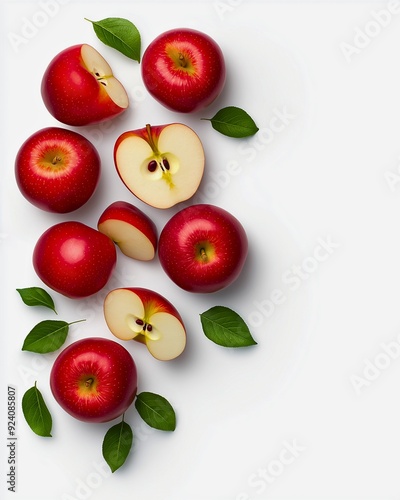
[141,28,226,113]
[15,127,101,213]
[158,204,248,293]
[50,337,137,423]
[97,201,158,260]
[41,44,128,126]
[33,221,117,299]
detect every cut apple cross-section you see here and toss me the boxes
[104,288,186,361]
[114,123,205,209]
[81,44,129,108]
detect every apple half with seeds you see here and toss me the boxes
[114,123,205,209]
[104,287,186,361]
[98,201,158,261]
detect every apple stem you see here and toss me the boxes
[200,248,208,261]
[85,378,94,388]
[52,156,62,165]
[178,53,187,68]
[146,124,159,153]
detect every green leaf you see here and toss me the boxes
[22,382,52,437]
[16,287,57,314]
[200,306,257,348]
[202,106,259,138]
[85,17,141,62]
[22,319,85,353]
[102,419,133,473]
[135,392,176,431]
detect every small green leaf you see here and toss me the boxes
[200,306,257,348]
[16,287,57,314]
[22,382,52,437]
[202,106,259,138]
[85,17,141,62]
[102,419,133,473]
[135,392,176,431]
[22,319,85,353]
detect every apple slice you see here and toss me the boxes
[97,201,158,261]
[114,123,205,209]
[104,288,186,361]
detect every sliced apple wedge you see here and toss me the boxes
[104,288,186,361]
[114,123,205,209]
[97,201,157,261]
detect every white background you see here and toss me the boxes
[2,1,400,499]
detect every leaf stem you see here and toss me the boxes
[67,319,86,327]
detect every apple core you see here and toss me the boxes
[114,123,205,208]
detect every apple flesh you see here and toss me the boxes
[33,221,117,298]
[41,44,129,126]
[141,28,226,113]
[158,204,248,293]
[98,201,157,261]
[15,127,101,213]
[114,123,205,209]
[104,287,186,361]
[50,337,137,423]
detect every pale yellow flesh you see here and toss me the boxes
[104,289,186,360]
[81,44,129,108]
[146,312,186,361]
[115,124,205,209]
[98,219,155,261]
[104,289,144,340]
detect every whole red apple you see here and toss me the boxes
[33,221,117,298]
[15,127,101,213]
[158,204,248,293]
[41,44,129,126]
[50,337,137,423]
[141,28,226,113]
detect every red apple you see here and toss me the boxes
[114,123,205,209]
[104,288,186,361]
[158,204,248,293]
[15,127,101,213]
[41,44,129,126]
[33,221,117,298]
[141,28,226,113]
[50,337,137,423]
[98,201,158,261]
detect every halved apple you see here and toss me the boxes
[114,123,205,209]
[41,44,129,126]
[97,201,157,261]
[104,288,186,361]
